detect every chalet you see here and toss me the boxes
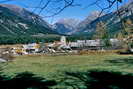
[69,40,102,50]
[12,47,27,55]
[0,48,13,62]
[44,36,71,53]
[0,58,7,62]
[110,39,122,49]
[23,43,40,54]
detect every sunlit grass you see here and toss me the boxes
[1,54,133,79]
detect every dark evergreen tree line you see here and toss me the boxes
[0,35,60,44]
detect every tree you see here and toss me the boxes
[124,19,133,35]
[116,31,125,49]
[93,21,111,47]
[93,22,107,39]
[124,19,133,49]
[116,19,133,50]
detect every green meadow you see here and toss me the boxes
[0,53,133,88]
[1,54,133,78]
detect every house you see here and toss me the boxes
[68,42,79,50]
[110,38,122,49]
[23,43,40,54]
[0,58,7,62]
[46,36,71,52]
[130,49,133,52]
[69,40,102,50]
[12,47,27,55]
[0,48,14,61]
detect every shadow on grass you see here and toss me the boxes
[63,70,133,89]
[106,57,133,64]
[0,72,56,89]
[118,51,133,55]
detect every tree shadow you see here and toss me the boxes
[118,51,133,55]
[106,57,133,65]
[0,72,56,89]
[63,70,133,89]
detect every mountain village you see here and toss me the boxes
[0,36,131,62]
[0,1,133,89]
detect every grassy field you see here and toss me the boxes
[0,53,133,88]
[1,54,133,78]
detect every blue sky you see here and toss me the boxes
[1,0,129,23]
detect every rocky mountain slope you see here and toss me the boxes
[53,18,80,35]
[0,4,58,36]
[54,2,133,36]
[73,2,133,36]
[1,1,133,38]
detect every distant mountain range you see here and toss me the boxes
[0,4,57,36]
[54,2,133,36]
[52,11,105,36]
[0,2,133,38]
[53,18,80,35]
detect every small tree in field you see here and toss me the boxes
[123,19,133,50]
[115,31,126,49]
[116,19,133,51]
[93,21,111,48]
[93,22,106,39]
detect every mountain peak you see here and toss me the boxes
[0,4,57,36]
[53,18,80,35]
[57,18,80,26]
[0,4,23,13]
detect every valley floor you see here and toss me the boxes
[0,53,133,88]
[1,54,133,77]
